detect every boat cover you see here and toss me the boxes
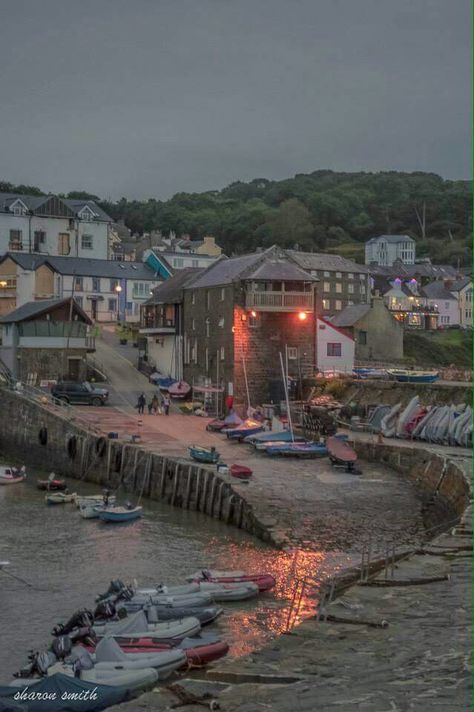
[95,637,184,668]
[0,672,132,711]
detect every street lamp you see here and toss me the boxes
[114,284,122,323]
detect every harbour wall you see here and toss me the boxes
[0,389,470,547]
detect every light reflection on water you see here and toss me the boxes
[0,474,352,678]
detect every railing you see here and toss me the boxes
[246,291,313,311]
[140,317,175,330]
[85,336,96,351]
[8,242,23,251]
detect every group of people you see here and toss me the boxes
[136,392,170,416]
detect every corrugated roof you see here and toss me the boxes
[330,303,371,327]
[0,297,91,324]
[421,281,458,301]
[145,268,203,304]
[287,250,369,274]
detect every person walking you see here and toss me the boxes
[136,392,146,415]
[163,394,170,416]
[151,394,160,414]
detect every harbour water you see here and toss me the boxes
[0,473,352,680]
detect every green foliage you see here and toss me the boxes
[404,329,472,368]
[1,171,471,266]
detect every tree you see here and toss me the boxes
[263,198,315,249]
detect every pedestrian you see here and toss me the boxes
[136,392,146,415]
[163,394,170,416]
[151,394,159,414]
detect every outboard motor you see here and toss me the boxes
[146,605,159,624]
[94,600,117,621]
[51,635,72,661]
[95,579,127,602]
[14,650,56,678]
[52,609,94,636]
[69,626,98,646]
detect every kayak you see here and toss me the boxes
[188,570,276,592]
[230,464,253,480]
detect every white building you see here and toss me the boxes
[315,316,355,374]
[450,278,473,328]
[421,281,460,326]
[365,235,416,266]
[0,192,112,260]
[0,253,162,323]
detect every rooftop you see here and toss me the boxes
[421,281,458,301]
[366,234,415,244]
[145,268,203,305]
[330,303,371,327]
[0,192,111,222]
[0,253,160,280]
[0,297,91,324]
[287,250,369,274]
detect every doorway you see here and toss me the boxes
[91,299,98,320]
[67,357,81,381]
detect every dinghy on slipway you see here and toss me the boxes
[93,610,201,640]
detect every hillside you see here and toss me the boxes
[404,329,472,369]
[1,171,471,266]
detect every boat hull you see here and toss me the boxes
[99,507,143,522]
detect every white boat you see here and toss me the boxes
[79,504,103,519]
[396,396,420,438]
[92,637,186,679]
[0,466,26,485]
[74,494,116,508]
[380,403,402,438]
[93,610,201,640]
[45,492,76,505]
[137,580,259,602]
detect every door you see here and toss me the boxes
[91,299,98,320]
[67,358,81,382]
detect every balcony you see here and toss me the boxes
[140,317,176,334]
[8,242,23,252]
[245,290,314,312]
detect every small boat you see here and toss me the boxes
[353,367,388,379]
[37,477,67,491]
[224,420,264,441]
[99,506,143,522]
[386,369,439,384]
[244,430,306,444]
[91,636,187,680]
[74,493,116,508]
[168,380,191,399]
[45,492,76,505]
[230,464,253,480]
[264,442,328,458]
[206,418,226,432]
[189,445,220,464]
[380,402,402,438]
[188,570,276,592]
[80,503,104,519]
[326,436,358,471]
[156,376,177,391]
[0,466,26,485]
[93,610,201,641]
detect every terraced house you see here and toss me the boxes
[0,192,112,259]
[181,246,317,406]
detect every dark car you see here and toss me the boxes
[51,381,109,406]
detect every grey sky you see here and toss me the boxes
[0,0,470,200]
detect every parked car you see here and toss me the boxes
[51,381,109,406]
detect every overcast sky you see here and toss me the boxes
[0,0,470,200]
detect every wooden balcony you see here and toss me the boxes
[245,290,313,312]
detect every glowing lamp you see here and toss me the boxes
[0,281,7,287]
[298,312,308,321]
[250,310,257,318]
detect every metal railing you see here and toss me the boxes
[246,291,314,311]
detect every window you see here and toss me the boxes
[287,347,297,360]
[323,271,330,277]
[327,343,342,357]
[74,296,83,308]
[126,301,133,311]
[74,277,83,291]
[205,317,210,337]
[335,300,342,310]
[323,282,330,293]
[248,314,259,328]
[220,287,225,301]
[444,302,450,309]
[335,272,342,278]
[348,273,354,279]
[133,282,149,297]
[335,283,342,293]
[192,259,199,267]
[12,204,26,216]
[81,234,93,250]
[358,330,367,345]
[191,291,195,305]
[220,346,225,361]
[108,298,117,311]
[359,274,366,280]
[58,233,70,255]
[322,299,330,310]
[347,300,354,306]
[218,317,224,327]
[348,284,354,294]
[360,284,366,294]
[9,229,22,249]
[33,230,46,251]
[173,258,184,268]
[192,318,195,330]
[92,277,100,292]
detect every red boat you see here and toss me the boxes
[230,464,253,480]
[82,638,229,667]
[192,570,276,592]
[326,436,358,471]
[37,478,67,491]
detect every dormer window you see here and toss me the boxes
[79,206,95,221]
[10,199,28,216]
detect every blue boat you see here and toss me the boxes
[99,505,143,522]
[189,445,220,464]
[149,374,177,390]
[386,369,439,384]
[224,420,264,441]
[353,368,388,379]
[264,442,328,458]
[244,430,306,445]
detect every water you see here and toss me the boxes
[0,475,352,681]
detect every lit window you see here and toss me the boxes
[322,299,330,310]
[323,282,330,292]
[327,343,342,357]
[335,283,342,293]
[335,300,342,310]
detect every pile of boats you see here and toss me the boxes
[1,569,276,711]
[378,397,472,446]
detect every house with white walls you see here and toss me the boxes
[450,278,473,328]
[0,192,112,260]
[315,316,355,374]
[421,281,460,326]
[365,235,416,266]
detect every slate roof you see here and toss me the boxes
[450,277,471,292]
[0,253,48,270]
[330,304,371,327]
[287,250,369,274]
[366,234,415,244]
[0,297,91,324]
[145,268,203,305]
[0,192,111,222]
[0,253,160,280]
[369,262,460,280]
[421,282,458,301]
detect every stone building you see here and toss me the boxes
[330,297,404,361]
[181,246,317,406]
[286,250,370,317]
[0,297,92,383]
